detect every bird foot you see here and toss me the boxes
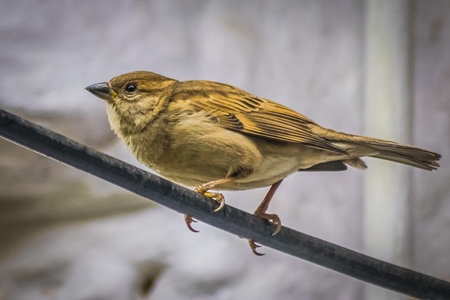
[194,186,225,212]
[247,213,281,256]
[183,185,226,233]
[254,211,282,236]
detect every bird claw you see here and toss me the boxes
[254,212,282,236]
[249,240,265,256]
[271,215,282,236]
[212,193,225,212]
[194,186,225,212]
[184,214,199,233]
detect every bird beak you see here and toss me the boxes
[85,82,113,102]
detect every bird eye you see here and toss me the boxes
[125,83,137,93]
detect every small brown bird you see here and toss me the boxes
[86,71,440,255]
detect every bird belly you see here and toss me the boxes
[147,117,265,188]
[230,155,299,189]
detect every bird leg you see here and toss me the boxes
[249,179,283,256]
[184,177,234,233]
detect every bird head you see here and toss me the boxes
[85,71,178,136]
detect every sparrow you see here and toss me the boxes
[86,71,441,255]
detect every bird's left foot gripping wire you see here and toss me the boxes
[184,178,232,232]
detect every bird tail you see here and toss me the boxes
[319,128,441,171]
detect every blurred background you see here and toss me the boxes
[0,1,449,299]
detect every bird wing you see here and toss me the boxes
[172,81,347,154]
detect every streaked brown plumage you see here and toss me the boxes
[86,71,441,255]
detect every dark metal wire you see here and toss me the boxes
[1,108,449,300]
